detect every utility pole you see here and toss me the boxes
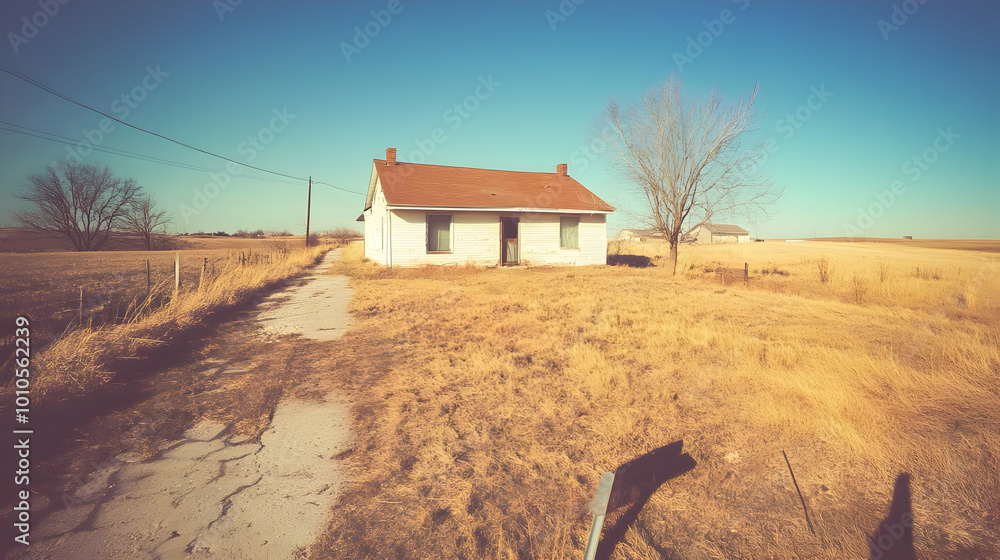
[305,176,312,247]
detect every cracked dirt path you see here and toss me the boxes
[256,249,352,341]
[14,250,354,559]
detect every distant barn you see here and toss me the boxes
[613,228,666,242]
[685,223,750,244]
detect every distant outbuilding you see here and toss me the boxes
[614,228,666,242]
[685,223,751,244]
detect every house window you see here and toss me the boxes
[427,214,452,252]
[560,216,579,249]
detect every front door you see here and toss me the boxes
[500,218,519,265]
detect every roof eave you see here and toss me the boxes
[386,204,612,214]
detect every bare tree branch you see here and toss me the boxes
[12,161,144,251]
[123,194,172,250]
[594,75,782,275]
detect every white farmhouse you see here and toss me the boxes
[360,148,614,267]
[686,223,751,244]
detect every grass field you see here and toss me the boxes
[0,233,309,358]
[0,227,308,252]
[0,237,325,401]
[805,237,1000,253]
[313,240,1000,559]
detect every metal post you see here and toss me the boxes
[583,472,615,560]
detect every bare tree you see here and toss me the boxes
[598,75,781,275]
[123,194,172,250]
[13,162,144,251]
[325,226,362,245]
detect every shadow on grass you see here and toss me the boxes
[596,439,697,560]
[868,473,916,560]
[607,254,654,268]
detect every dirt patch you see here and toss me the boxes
[13,398,350,559]
[257,249,353,341]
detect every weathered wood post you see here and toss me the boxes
[745,262,749,282]
[174,251,180,298]
[78,286,84,326]
[146,259,151,298]
[199,257,207,290]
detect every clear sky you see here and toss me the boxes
[1,0,997,238]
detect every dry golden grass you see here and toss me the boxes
[6,245,327,403]
[178,234,308,250]
[808,237,1000,253]
[0,238,315,368]
[314,240,1000,559]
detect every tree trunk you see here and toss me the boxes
[667,241,679,276]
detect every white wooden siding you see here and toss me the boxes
[363,178,389,264]
[374,210,607,267]
[389,210,502,267]
[519,213,606,266]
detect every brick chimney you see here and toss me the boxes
[386,148,397,166]
[557,163,567,176]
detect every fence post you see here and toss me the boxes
[745,262,749,282]
[78,286,84,326]
[199,257,207,290]
[174,251,180,297]
[146,259,151,298]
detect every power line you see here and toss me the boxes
[0,122,304,186]
[313,180,365,195]
[3,122,365,194]
[0,120,289,180]
[1,67,306,181]
[0,67,365,196]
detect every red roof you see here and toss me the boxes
[369,159,614,212]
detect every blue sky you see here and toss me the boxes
[1,0,997,238]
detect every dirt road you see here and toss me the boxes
[12,250,354,560]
